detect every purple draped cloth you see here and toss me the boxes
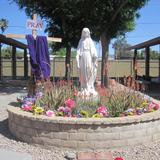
[26,35,50,80]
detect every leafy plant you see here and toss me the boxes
[106,88,146,117]
[21,80,154,118]
[76,99,100,117]
[35,80,75,111]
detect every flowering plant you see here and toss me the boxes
[57,106,72,117]
[46,110,55,117]
[64,98,75,109]
[34,107,44,114]
[96,106,108,117]
[18,80,160,118]
[21,104,32,112]
[114,157,124,160]
[148,102,160,112]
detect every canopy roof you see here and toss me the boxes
[0,34,27,49]
[128,36,160,50]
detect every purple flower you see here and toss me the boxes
[57,106,65,112]
[36,92,43,99]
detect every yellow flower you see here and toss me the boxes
[140,101,148,108]
[128,112,133,116]
[31,105,37,112]
[92,113,102,118]
[80,110,89,118]
[34,107,44,114]
[56,112,64,116]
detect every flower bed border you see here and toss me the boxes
[8,105,160,150]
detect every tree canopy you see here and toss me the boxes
[0,18,8,33]
[12,0,149,85]
[112,36,133,59]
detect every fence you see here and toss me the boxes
[0,58,160,79]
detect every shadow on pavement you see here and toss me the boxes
[0,118,17,141]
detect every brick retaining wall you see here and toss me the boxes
[7,106,160,150]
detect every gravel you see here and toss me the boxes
[0,85,160,160]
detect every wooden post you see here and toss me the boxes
[0,43,2,80]
[24,48,28,80]
[158,57,160,78]
[12,46,16,79]
[133,49,137,79]
[145,47,150,80]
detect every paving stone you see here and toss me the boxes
[77,151,113,160]
[0,149,32,160]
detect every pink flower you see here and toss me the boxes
[149,102,156,109]
[64,98,75,109]
[114,157,124,160]
[46,110,55,117]
[154,103,160,110]
[57,106,65,112]
[148,102,160,111]
[97,106,108,116]
[22,105,32,111]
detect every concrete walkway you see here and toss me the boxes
[0,83,32,160]
[0,149,32,160]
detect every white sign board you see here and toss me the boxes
[26,20,43,30]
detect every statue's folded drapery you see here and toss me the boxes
[76,28,98,96]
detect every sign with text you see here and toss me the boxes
[26,20,43,30]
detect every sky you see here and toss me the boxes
[0,0,160,57]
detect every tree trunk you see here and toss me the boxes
[65,46,71,81]
[100,33,110,87]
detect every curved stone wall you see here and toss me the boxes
[8,106,160,150]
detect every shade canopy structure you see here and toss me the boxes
[0,34,27,49]
[0,34,28,80]
[127,36,160,80]
[128,36,160,50]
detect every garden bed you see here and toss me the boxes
[8,104,160,150]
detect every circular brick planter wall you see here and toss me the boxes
[7,106,160,150]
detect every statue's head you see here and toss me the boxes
[81,28,90,39]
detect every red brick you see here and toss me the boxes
[77,152,95,160]
[77,151,113,160]
[95,152,113,160]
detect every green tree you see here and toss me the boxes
[1,46,12,59]
[12,0,149,86]
[53,48,76,58]
[88,0,149,86]
[0,18,8,33]
[137,49,160,60]
[112,36,133,59]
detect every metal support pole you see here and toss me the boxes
[0,43,2,80]
[12,46,16,79]
[145,47,150,80]
[24,48,28,79]
[133,49,137,79]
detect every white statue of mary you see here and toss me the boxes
[76,28,98,96]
